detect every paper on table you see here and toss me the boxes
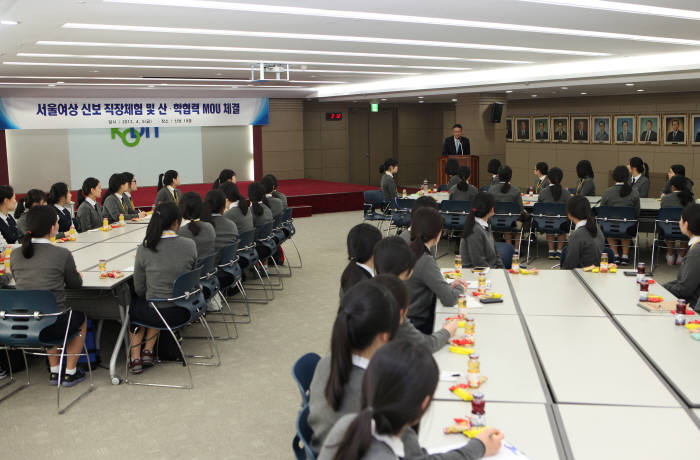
[122,266,135,272]
[439,371,461,382]
[466,280,493,289]
[428,441,531,459]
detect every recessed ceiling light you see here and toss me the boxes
[380,98,387,101]
[419,100,425,103]
[561,86,568,90]
[580,92,587,95]
[451,98,458,102]
[418,96,424,99]
[505,90,513,93]
[531,94,537,97]
[625,83,634,86]
[0,20,19,26]
[147,84,155,87]
[636,89,645,92]
[47,84,56,87]
[517,0,700,21]
[56,81,65,84]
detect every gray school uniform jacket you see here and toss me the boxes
[133,236,197,305]
[448,184,478,203]
[660,191,685,208]
[395,319,450,353]
[224,205,255,236]
[664,242,700,309]
[490,175,499,186]
[661,177,694,197]
[561,224,605,269]
[154,187,182,206]
[533,176,550,193]
[446,174,462,191]
[600,185,640,215]
[11,242,83,309]
[380,173,397,202]
[487,183,523,209]
[177,220,216,259]
[102,194,138,223]
[122,193,137,214]
[537,185,571,203]
[319,413,486,460]
[272,190,288,208]
[15,213,28,240]
[76,199,103,232]
[574,177,596,197]
[265,195,284,219]
[629,175,650,198]
[208,215,239,250]
[252,204,274,229]
[459,222,505,269]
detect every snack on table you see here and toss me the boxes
[99,270,124,279]
[451,338,475,347]
[443,418,472,434]
[444,270,461,280]
[449,384,474,402]
[448,345,475,356]
[509,267,538,275]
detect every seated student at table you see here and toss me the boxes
[260,175,284,219]
[263,174,287,208]
[487,158,501,186]
[399,196,439,244]
[628,157,650,198]
[600,166,640,265]
[48,182,74,237]
[538,167,571,259]
[155,170,182,205]
[445,158,461,190]
[178,191,216,259]
[128,202,197,374]
[221,182,254,235]
[76,177,103,232]
[308,281,400,453]
[374,236,415,280]
[574,160,596,196]
[487,165,523,251]
[121,172,148,219]
[661,164,694,197]
[11,205,88,386]
[449,165,478,202]
[406,207,467,334]
[247,182,273,229]
[212,168,236,189]
[202,189,238,251]
[15,189,47,240]
[319,340,503,460]
[340,223,382,295]
[661,175,694,266]
[0,185,18,244]
[561,196,605,269]
[532,161,550,194]
[102,173,142,223]
[379,158,399,202]
[664,203,700,311]
[460,192,504,269]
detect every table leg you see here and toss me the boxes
[110,304,129,385]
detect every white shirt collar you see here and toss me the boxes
[614,182,624,186]
[125,191,131,198]
[385,170,393,177]
[167,185,175,193]
[356,262,374,277]
[115,192,123,200]
[54,204,65,211]
[228,201,238,210]
[371,420,404,458]
[31,238,51,244]
[351,354,370,369]
[0,212,8,223]
[632,174,641,181]
[211,213,222,216]
[475,217,488,229]
[85,197,96,206]
[689,236,700,248]
[575,219,587,230]
[265,193,272,198]
[538,176,545,182]
[161,230,178,239]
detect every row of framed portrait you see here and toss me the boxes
[505,114,700,145]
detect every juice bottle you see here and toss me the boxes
[600,252,608,273]
[4,247,11,274]
[511,254,520,271]
[458,295,467,317]
[470,392,486,426]
[675,299,687,326]
[477,273,487,294]
[454,254,462,275]
[639,279,649,301]
[69,224,77,241]
[102,217,109,230]
[119,213,125,226]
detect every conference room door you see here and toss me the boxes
[348,107,396,186]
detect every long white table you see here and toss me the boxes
[436,269,517,316]
[71,242,141,271]
[508,270,604,316]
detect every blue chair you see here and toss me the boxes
[388,198,413,233]
[293,404,316,460]
[237,230,272,304]
[490,202,523,254]
[126,268,219,389]
[559,245,614,269]
[650,207,687,273]
[217,243,251,325]
[526,202,570,262]
[0,290,94,413]
[437,184,450,192]
[363,190,391,227]
[255,222,284,292]
[292,352,321,406]
[479,186,490,193]
[594,206,639,266]
[495,242,515,269]
[440,200,471,236]
[281,208,302,269]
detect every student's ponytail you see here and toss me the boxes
[670,175,692,206]
[202,190,225,228]
[14,189,47,219]
[247,182,266,217]
[14,197,28,220]
[76,177,99,208]
[463,192,495,238]
[456,166,471,191]
[157,170,178,191]
[498,165,513,193]
[373,236,416,277]
[103,173,126,205]
[613,166,632,197]
[220,182,249,215]
[331,408,374,460]
[378,158,398,175]
[212,169,235,189]
[47,182,69,206]
[340,224,382,291]
[566,195,597,238]
[21,205,57,259]
[409,207,443,259]
[179,191,204,236]
[629,157,648,178]
[548,167,564,202]
[144,202,181,251]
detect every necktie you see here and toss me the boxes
[95,203,100,212]
[455,139,461,154]
[632,178,636,185]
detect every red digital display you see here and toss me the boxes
[326,112,343,121]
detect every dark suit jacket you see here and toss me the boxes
[535,131,548,140]
[0,215,18,244]
[553,130,567,140]
[667,130,684,142]
[640,130,657,142]
[573,130,588,141]
[695,131,700,142]
[442,136,470,156]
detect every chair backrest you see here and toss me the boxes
[282,207,293,224]
[440,200,471,230]
[294,405,316,460]
[170,268,207,319]
[273,213,283,229]
[530,202,569,233]
[0,290,61,347]
[656,207,687,241]
[437,184,449,192]
[479,185,490,193]
[255,222,274,240]
[216,244,237,268]
[292,352,321,406]
[238,229,255,249]
[490,202,521,232]
[198,252,218,278]
[560,245,613,267]
[594,206,639,237]
[363,190,384,207]
[495,242,514,269]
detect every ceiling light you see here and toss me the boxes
[517,0,700,21]
[418,96,424,99]
[47,84,56,87]
[505,90,513,93]
[62,23,610,56]
[636,89,645,92]
[561,86,568,90]
[419,100,425,103]
[380,98,387,101]
[148,84,155,87]
[0,20,18,25]
[531,94,537,97]
[451,98,458,102]
[0,75,346,84]
[625,83,634,86]
[580,92,587,95]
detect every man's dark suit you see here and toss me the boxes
[667,130,684,142]
[640,130,657,142]
[535,131,548,140]
[442,136,470,156]
[695,131,700,142]
[553,130,567,141]
[574,130,587,141]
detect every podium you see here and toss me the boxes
[438,155,480,189]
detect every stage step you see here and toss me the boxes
[290,205,312,218]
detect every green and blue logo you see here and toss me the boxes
[111,127,160,147]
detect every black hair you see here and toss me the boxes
[548,167,564,202]
[260,175,275,194]
[410,196,439,219]
[47,182,69,206]
[15,189,47,219]
[374,236,416,277]
[670,175,693,207]
[122,171,135,184]
[103,173,128,205]
[498,165,513,193]
[202,189,226,228]
[378,158,399,175]
[576,160,594,179]
[179,191,207,236]
[248,182,269,217]
[340,224,383,292]
[566,195,597,238]
[445,158,459,176]
[452,123,462,130]
[487,158,501,175]
[212,169,235,189]
[456,166,471,191]
[535,162,549,176]
[0,185,14,208]
[76,177,99,208]
[613,166,633,197]
[326,281,400,411]
[144,202,181,251]
[331,340,439,460]
[157,170,178,191]
[629,157,648,178]
[264,174,279,190]
[21,205,58,259]
[670,164,686,176]
[463,192,495,238]
[409,207,443,259]
[371,274,408,311]
[220,181,250,215]
[681,203,700,235]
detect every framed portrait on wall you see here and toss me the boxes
[571,117,590,143]
[505,117,513,142]
[551,116,569,143]
[692,115,700,145]
[664,114,687,145]
[591,116,611,144]
[638,115,660,144]
[533,117,549,142]
[613,115,635,144]
[515,117,531,142]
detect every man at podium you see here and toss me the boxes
[442,123,471,156]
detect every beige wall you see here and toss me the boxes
[261,99,304,179]
[201,126,254,183]
[303,101,350,182]
[6,129,71,192]
[505,92,700,194]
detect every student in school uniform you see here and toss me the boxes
[661,175,694,265]
[263,174,288,209]
[155,170,182,206]
[221,182,254,235]
[538,167,571,259]
[212,168,236,189]
[628,157,650,198]
[600,166,641,265]
[373,236,416,280]
[398,196,439,244]
[121,172,147,218]
[406,207,467,334]
[561,196,605,269]
[10,205,88,386]
[247,182,274,229]
[76,177,103,232]
[378,158,399,202]
[460,192,504,269]
[178,191,216,259]
[532,161,550,194]
[487,165,523,251]
[48,182,74,237]
[308,281,400,454]
[448,166,478,202]
[661,164,694,197]
[0,185,18,244]
[487,158,501,186]
[102,173,144,223]
[445,158,461,190]
[128,202,197,374]
[202,189,239,252]
[260,175,284,219]
[319,340,503,460]
[574,160,596,196]
[664,203,700,311]
[15,189,47,240]
[340,223,382,295]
